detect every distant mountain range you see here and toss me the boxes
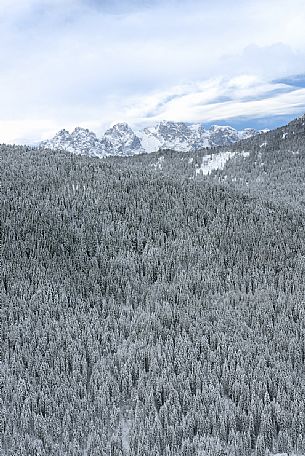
[40,121,266,157]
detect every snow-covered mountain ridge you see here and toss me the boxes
[40,121,263,157]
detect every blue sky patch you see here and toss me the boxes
[274,74,305,88]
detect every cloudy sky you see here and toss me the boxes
[2,0,305,143]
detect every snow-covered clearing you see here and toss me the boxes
[196,151,236,176]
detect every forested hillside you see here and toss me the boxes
[121,115,305,212]
[1,144,305,455]
[212,114,305,210]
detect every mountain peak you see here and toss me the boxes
[110,122,131,131]
[72,127,90,133]
[55,129,71,138]
[58,128,70,134]
[209,125,235,132]
[40,121,260,156]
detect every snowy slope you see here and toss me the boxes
[195,151,237,175]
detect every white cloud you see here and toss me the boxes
[120,76,305,127]
[1,0,305,143]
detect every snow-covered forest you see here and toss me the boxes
[1,142,305,455]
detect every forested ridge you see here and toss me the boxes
[1,144,305,455]
[212,115,305,210]
[121,115,305,212]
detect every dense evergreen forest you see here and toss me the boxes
[122,115,305,212]
[213,115,305,210]
[1,143,305,455]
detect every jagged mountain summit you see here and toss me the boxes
[103,123,143,155]
[44,127,104,156]
[40,124,141,157]
[40,121,261,157]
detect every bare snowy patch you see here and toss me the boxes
[196,151,236,175]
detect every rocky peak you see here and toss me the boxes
[40,121,260,156]
[103,123,143,156]
[105,122,134,138]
